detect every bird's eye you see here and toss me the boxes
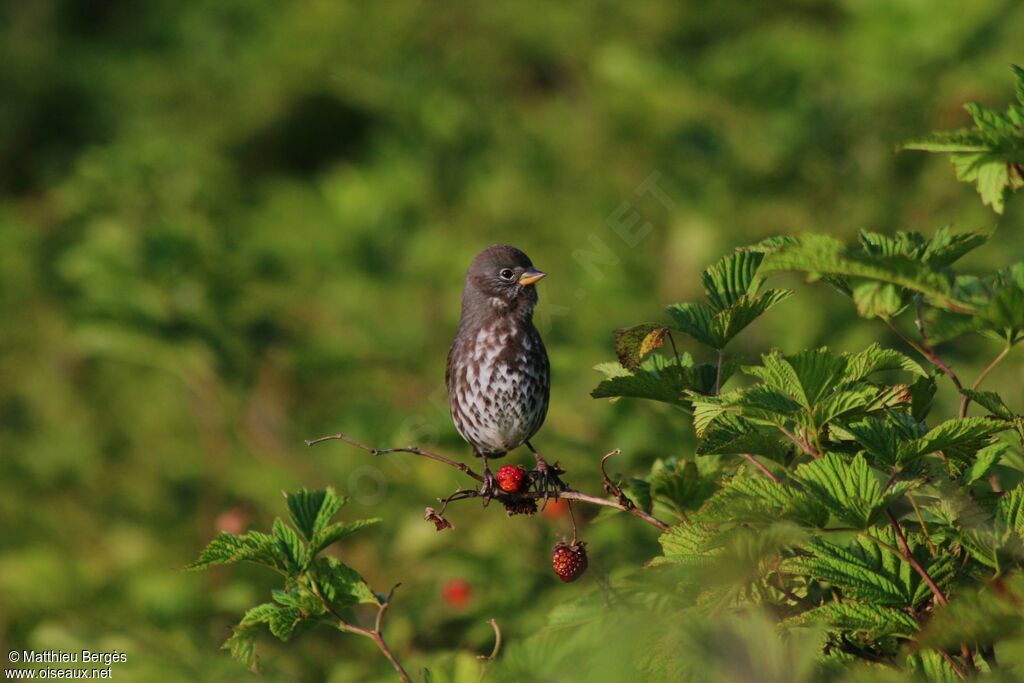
[499,268,515,281]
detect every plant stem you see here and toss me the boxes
[881,512,978,674]
[666,330,684,371]
[883,510,947,607]
[884,316,964,394]
[959,345,1011,418]
[715,349,724,394]
[907,493,937,557]
[306,432,484,481]
[741,453,781,483]
[310,578,411,682]
[309,434,671,531]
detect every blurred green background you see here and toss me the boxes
[2,1,1023,681]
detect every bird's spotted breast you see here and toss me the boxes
[447,318,549,456]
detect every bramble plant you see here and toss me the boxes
[193,68,1024,681]
[902,65,1024,214]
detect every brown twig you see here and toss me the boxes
[306,432,484,482]
[959,345,1011,418]
[477,619,502,661]
[310,435,671,531]
[310,576,411,682]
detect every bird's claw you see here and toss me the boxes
[530,457,567,507]
[480,469,498,506]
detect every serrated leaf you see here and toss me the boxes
[667,290,791,350]
[313,556,378,607]
[962,389,1014,419]
[997,485,1024,536]
[788,602,919,638]
[702,475,828,527]
[652,522,722,567]
[693,414,791,461]
[902,66,1024,215]
[273,518,308,572]
[591,356,691,406]
[789,532,949,607]
[792,454,914,528]
[852,281,904,319]
[188,530,287,572]
[917,574,1024,650]
[760,234,969,313]
[903,417,1007,465]
[614,323,668,371]
[701,250,765,311]
[310,517,381,557]
[286,488,346,542]
[963,443,1005,486]
[746,348,846,409]
[841,344,926,383]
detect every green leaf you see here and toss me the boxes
[286,488,346,542]
[310,517,381,557]
[917,574,1024,650]
[701,250,766,311]
[841,413,923,469]
[188,531,286,572]
[962,389,1014,420]
[313,556,379,607]
[997,485,1024,536]
[903,417,1007,465]
[963,444,1005,486]
[788,602,919,639]
[701,476,828,527]
[693,414,791,461]
[652,522,722,567]
[792,454,915,528]
[592,354,731,406]
[851,281,904,319]
[901,66,1024,214]
[841,344,926,383]
[613,323,668,371]
[667,290,792,350]
[746,348,846,409]
[760,234,969,313]
[273,518,308,572]
[591,357,690,406]
[789,532,950,607]
[666,302,718,348]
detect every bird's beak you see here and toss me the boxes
[518,269,546,286]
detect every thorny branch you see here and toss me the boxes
[307,433,670,532]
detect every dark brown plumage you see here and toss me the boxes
[446,245,554,496]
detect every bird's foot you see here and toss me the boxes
[529,455,567,506]
[479,467,498,506]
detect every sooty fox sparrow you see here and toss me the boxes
[446,245,562,499]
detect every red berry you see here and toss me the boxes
[551,540,588,583]
[497,465,528,493]
[441,578,472,608]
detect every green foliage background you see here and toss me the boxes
[2,1,1024,681]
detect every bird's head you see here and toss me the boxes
[461,244,546,323]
